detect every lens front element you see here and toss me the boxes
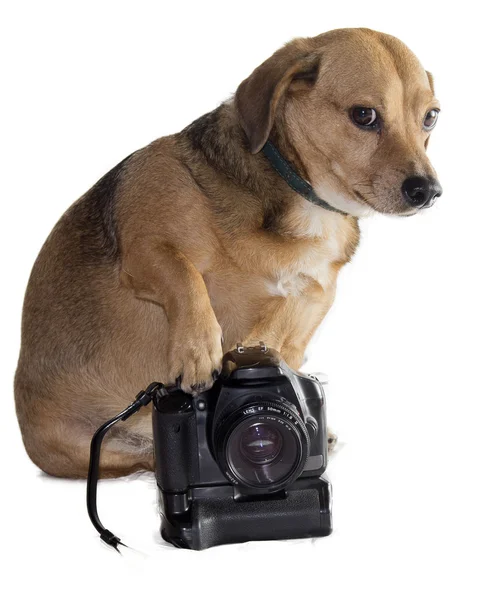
[240,423,283,464]
[217,400,310,493]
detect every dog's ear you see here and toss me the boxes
[235,44,320,154]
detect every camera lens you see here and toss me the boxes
[215,398,310,493]
[239,423,283,464]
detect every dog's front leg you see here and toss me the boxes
[242,301,307,369]
[242,280,336,370]
[121,238,222,392]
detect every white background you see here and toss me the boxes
[1,1,485,598]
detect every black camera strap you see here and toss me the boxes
[87,382,167,552]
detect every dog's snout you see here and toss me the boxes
[401,176,443,209]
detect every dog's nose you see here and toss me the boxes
[401,176,443,208]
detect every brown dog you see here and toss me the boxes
[15,28,441,478]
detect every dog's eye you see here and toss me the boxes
[423,109,440,131]
[351,107,378,128]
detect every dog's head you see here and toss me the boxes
[235,28,442,217]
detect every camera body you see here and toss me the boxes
[153,345,332,550]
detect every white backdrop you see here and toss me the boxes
[1,1,485,598]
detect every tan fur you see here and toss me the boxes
[15,28,440,478]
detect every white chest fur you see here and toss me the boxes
[266,259,334,298]
[266,203,345,298]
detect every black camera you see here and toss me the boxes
[152,344,332,550]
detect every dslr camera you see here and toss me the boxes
[152,343,332,550]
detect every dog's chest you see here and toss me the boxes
[266,207,346,298]
[265,247,337,298]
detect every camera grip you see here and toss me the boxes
[152,394,198,493]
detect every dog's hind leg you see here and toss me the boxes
[21,415,154,479]
[15,378,155,479]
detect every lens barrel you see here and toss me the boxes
[214,398,310,493]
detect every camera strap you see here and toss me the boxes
[87,382,168,552]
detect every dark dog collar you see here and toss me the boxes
[261,140,348,216]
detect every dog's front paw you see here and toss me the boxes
[166,314,223,394]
